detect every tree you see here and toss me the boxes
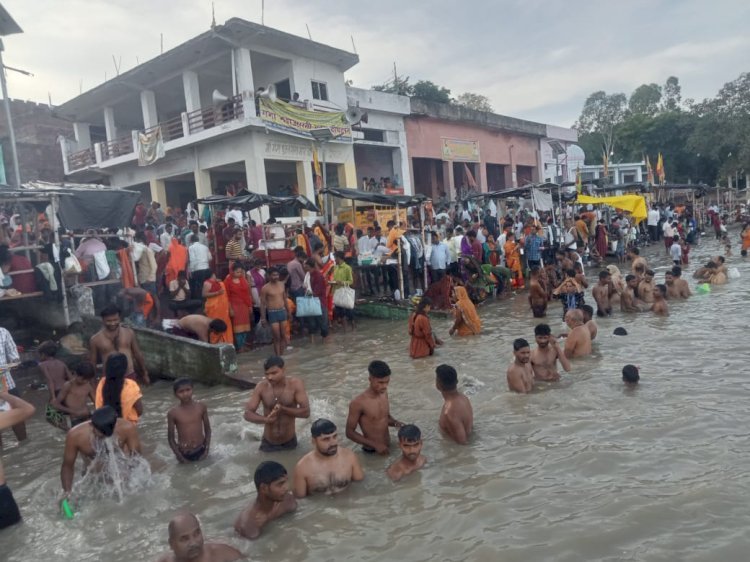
[411,80,452,104]
[628,83,662,116]
[575,90,628,162]
[661,76,681,111]
[455,92,493,112]
[372,75,412,96]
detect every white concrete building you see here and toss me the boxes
[346,87,411,194]
[581,161,645,184]
[541,125,583,184]
[55,18,360,217]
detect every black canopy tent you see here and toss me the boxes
[196,189,319,213]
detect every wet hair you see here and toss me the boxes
[368,360,391,378]
[613,327,628,336]
[264,355,284,370]
[581,304,594,318]
[599,270,610,280]
[622,364,640,384]
[513,338,529,351]
[398,424,421,442]
[102,353,128,418]
[100,304,121,318]
[74,361,96,380]
[625,274,636,283]
[311,418,337,437]
[655,284,667,296]
[254,461,287,490]
[38,340,58,357]
[435,364,458,390]
[208,319,227,333]
[415,296,432,314]
[91,405,118,437]
[173,378,193,394]
[645,269,655,277]
[717,256,725,264]
[534,323,551,336]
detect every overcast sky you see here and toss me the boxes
[4,0,748,126]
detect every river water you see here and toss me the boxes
[1,235,749,562]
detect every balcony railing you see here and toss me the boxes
[101,134,135,161]
[144,114,184,143]
[67,147,95,170]
[187,94,244,134]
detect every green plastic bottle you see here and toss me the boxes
[60,498,74,520]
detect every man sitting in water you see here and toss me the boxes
[670,266,691,298]
[530,324,571,382]
[580,305,598,341]
[650,284,669,316]
[386,424,427,482]
[527,267,547,318]
[174,315,228,343]
[638,269,656,304]
[235,461,297,540]
[60,405,142,499]
[156,511,243,562]
[346,360,404,455]
[0,391,35,530]
[563,309,592,359]
[628,247,647,274]
[244,356,310,452]
[435,364,473,445]
[591,270,614,317]
[167,378,211,463]
[621,274,644,313]
[622,364,640,386]
[293,418,364,498]
[506,338,535,394]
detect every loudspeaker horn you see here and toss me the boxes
[344,106,365,125]
[212,89,229,105]
[259,84,278,102]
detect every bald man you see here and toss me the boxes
[155,512,243,562]
[563,309,592,359]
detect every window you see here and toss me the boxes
[362,129,384,142]
[311,80,328,101]
[274,79,291,101]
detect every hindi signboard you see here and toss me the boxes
[441,138,480,162]
[259,98,352,141]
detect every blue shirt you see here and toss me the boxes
[524,234,545,261]
[430,242,449,270]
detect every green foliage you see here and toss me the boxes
[628,83,661,116]
[455,92,493,112]
[411,80,452,104]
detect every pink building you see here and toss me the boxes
[406,99,546,200]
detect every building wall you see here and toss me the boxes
[0,99,73,184]
[292,58,348,109]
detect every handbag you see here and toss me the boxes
[333,286,355,310]
[296,295,322,317]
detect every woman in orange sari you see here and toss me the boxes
[313,245,335,321]
[408,297,442,358]
[503,232,524,288]
[202,272,233,344]
[449,286,482,337]
[165,238,188,286]
[224,262,252,350]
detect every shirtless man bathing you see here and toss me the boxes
[0,391,35,529]
[435,364,473,445]
[244,356,310,452]
[260,267,290,356]
[346,360,405,455]
[386,424,427,482]
[89,304,150,385]
[235,461,296,539]
[592,270,615,317]
[530,324,571,382]
[563,309,592,359]
[156,511,243,562]
[167,378,211,463]
[293,418,364,497]
[506,338,535,394]
[665,266,691,300]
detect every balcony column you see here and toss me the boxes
[233,47,254,95]
[140,90,158,129]
[182,71,201,113]
[194,168,212,200]
[103,107,118,141]
[73,122,91,149]
[295,160,314,215]
[149,179,167,205]
[58,137,71,175]
[245,154,268,221]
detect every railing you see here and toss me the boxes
[67,147,95,170]
[187,94,244,134]
[101,134,134,161]
[144,114,184,143]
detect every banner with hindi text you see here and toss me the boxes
[259,98,352,141]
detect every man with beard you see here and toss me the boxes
[506,338,535,393]
[386,424,427,482]
[156,512,243,561]
[530,324,571,382]
[293,419,364,498]
[235,461,296,540]
[89,304,150,385]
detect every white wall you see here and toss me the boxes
[292,58,348,109]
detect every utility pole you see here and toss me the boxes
[0,39,21,188]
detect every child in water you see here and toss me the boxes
[386,424,426,482]
[622,364,640,385]
[52,361,96,427]
[167,378,211,463]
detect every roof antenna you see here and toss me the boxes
[261,0,265,26]
[160,33,164,54]
[306,24,312,40]
[350,35,357,54]
[211,1,216,29]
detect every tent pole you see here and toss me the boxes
[420,202,428,290]
[51,194,70,327]
[396,203,404,299]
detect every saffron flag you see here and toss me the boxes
[576,167,582,193]
[646,154,655,184]
[463,163,477,188]
[312,144,323,189]
[656,153,665,185]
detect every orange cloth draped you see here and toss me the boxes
[224,274,252,334]
[504,240,523,288]
[296,233,311,256]
[314,226,329,255]
[142,292,154,319]
[454,286,482,336]
[95,378,143,424]
[408,313,436,358]
[117,248,135,288]
[204,280,234,344]
[166,239,188,286]
[321,258,335,320]
[285,297,295,341]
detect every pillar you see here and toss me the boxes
[194,168,212,200]
[479,161,488,192]
[233,48,255,95]
[504,166,514,189]
[444,160,454,200]
[182,71,202,113]
[103,107,118,141]
[73,122,91,149]
[295,160,314,214]
[429,159,438,199]
[341,158,357,189]
[140,90,158,129]
[149,178,167,205]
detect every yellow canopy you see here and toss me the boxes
[576,194,648,224]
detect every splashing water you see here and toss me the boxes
[74,436,152,503]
